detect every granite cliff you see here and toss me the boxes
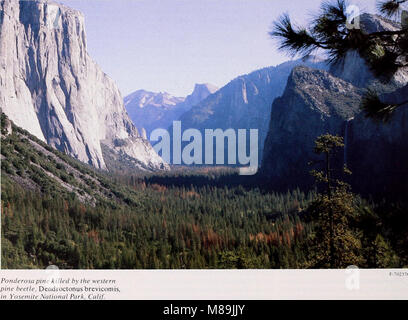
[0,0,168,171]
[261,14,408,195]
[261,66,363,188]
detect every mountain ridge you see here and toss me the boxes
[175,57,328,163]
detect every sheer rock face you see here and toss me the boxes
[347,85,408,195]
[0,0,168,171]
[261,66,363,188]
[125,84,218,138]
[261,65,408,194]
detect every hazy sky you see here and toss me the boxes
[58,0,377,97]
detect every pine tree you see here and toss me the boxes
[372,234,400,267]
[307,134,364,268]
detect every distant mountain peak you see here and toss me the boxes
[184,83,219,107]
[124,83,218,137]
[193,83,219,93]
[124,90,185,109]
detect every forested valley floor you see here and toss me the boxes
[1,114,407,269]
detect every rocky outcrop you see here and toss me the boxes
[330,14,408,88]
[261,66,363,188]
[0,111,12,136]
[183,83,219,108]
[261,15,408,195]
[125,84,218,138]
[0,0,168,171]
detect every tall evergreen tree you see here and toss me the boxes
[307,134,363,268]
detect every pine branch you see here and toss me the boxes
[368,29,407,37]
[270,0,408,121]
[270,14,328,57]
[361,89,408,122]
[377,0,407,18]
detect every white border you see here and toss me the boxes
[1,269,408,300]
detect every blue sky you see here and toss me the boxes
[59,0,377,97]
